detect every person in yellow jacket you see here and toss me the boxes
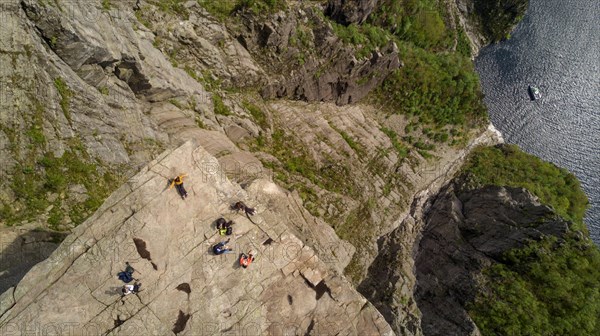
[168,174,188,199]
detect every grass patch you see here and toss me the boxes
[198,0,285,20]
[242,100,268,129]
[185,66,222,92]
[135,9,152,29]
[151,0,189,19]
[339,130,363,155]
[456,26,472,58]
[101,0,111,10]
[258,129,360,198]
[462,144,588,227]
[330,22,391,59]
[53,77,72,124]
[380,127,408,158]
[213,93,231,116]
[336,199,377,284]
[366,0,453,50]
[1,140,123,228]
[197,0,237,20]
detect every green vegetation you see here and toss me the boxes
[474,0,528,42]
[330,22,392,58]
[150,0,189,19]
[462,145,588,226]
[379,45,486,128]
[53,77,72,124]
[470,236,600,335]
[197,0,237,20]
[255,129,360,200]
[339,130,362,155]
[2,140,122,229]
[98,86,109,95]
[198,0,285,20]
[213,93,232,116]
[184,66,222,92]
[49,36,58,48]
[464,144,599,335]
[101,0,111,11]
[380,127,408,158]
[456,26,472,58]
[242,100,268,129]
[336,199,377,283]
[135,9,152,29]
[368,0,454,50]
[327,0,487,143]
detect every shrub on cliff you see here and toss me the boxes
[464,144,599,335]
[470,236,600,335]
[474,0,529,42]
[379,44,487,128]
[462,144,588,226]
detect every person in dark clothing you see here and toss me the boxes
[124,262,134,275]
[212,239,234,255]
[122,282,142,296]
[169,174,188,199]
[216,217,234,236]
[232,201,255,216]
[118,262,136,283]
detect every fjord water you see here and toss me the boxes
[475,0,600,243]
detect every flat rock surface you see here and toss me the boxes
[0,141,393,336]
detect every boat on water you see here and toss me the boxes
[528,85,542,100]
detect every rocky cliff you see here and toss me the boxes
[0,0,568,335]
[360,178,574,336]
[0,140,393,335]
[415,183,570,335]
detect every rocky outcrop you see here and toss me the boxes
[415,183,569,335]
[454,0,488,56]
[325,0,379,25]
[356,125,503,335]
[0,0,527,334]
[248,6,401,105]
[359,176,571,336]
[0,140,392,335]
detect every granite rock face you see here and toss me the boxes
[0,1,517,335]
[416,184,570,336]
[361,180,571,336]
[226,5,401,105]
[325,0,379,25]
[0,141,392,336]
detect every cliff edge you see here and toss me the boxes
[0,140,391,335]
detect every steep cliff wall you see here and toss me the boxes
[414,183,570,335]
[0,1,555,335]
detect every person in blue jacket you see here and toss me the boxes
[212,239,233,255]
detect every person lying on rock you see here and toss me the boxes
[216,217,234,236]
[232,201,255,216]
[117,262,136,283]
[239,252,255,269]
[168,174,188,199]
[212,239,234,255]
[121,282,142,296]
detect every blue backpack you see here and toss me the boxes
[118,271,133,283]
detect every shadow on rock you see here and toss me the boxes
[0,228,68,294]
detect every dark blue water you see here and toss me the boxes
[475,0,600,243]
